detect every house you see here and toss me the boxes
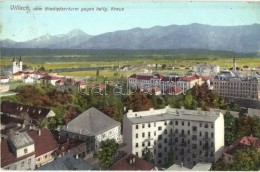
[224,136,260,164]
[0,101,56,125]
[179,65,186,70]
[28,128,59,168]
[60,107,121,156]
[110,153,157,170]
[13,71,23,80]
[166,162,212,171]
[242,65,250,71]
[39,75,60,86]
[36,154,95,170]
[1,132,36,170]
[0,76,9,83]
[55,136,87,159]
[179,74,203,90]
[23,76,35,84]
[123,106,224,168]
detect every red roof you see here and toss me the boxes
[201,76,211,81]
[129,74,153,80]
[179,74,201,81]
[166,86,183,94]
[1,139,35,167]
[28,128,59,157]
[0,76,9,79]
[110,153,155,170]
[224,136,260,156]
[1,101,52,121]
[13,71,23,76]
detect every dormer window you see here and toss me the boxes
[24,148,28,154]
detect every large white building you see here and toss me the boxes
[123,106,224,168]
[212,75,260,100]
[12,56,23,74]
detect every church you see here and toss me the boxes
[12,56,23,74]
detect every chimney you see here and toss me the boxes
[38,129,41,136]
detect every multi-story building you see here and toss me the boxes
[60,107,121,157]
[1,132,36,170]
[123,106,224,168]
[128,73,203,94]
[212,75,260,100]
[192,64,220,76]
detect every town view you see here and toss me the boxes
[0,1,260,171]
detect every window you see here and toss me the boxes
[205,132,208,138]
[188,122,190,126]
[175,129,178,133]
[182,121,184,126]
[192,126,197,131]
[21,161,24,167]
[175,121,178,125]
[154,131,156,136]
[136,134,138,138]
[142,124,145,128]
[148,132,151,137]
[24,148,28,154]
[142,133,145,138]
[148,141,151,146]
[158,126,162,130]
[158,152,162,157]
[136,125,138,129]
[211,124,214,128]
[148,123,151,128]
[135,143,138,148]
[200,123,202,127]
[142,143,145,147]
[164,121,167,126]
[200,131,202,136]
[211,133,214,138]
[154,149,156,154]
[158,143,162,148]
[158,135,162,140]
[154,123,156,127]
[136,152,138,156]
[164,147,167,152]
[28,158,31,164]
[205,124,208,128]
[170,121,173,125]
[164,138,167,143]
[45,155,48,159]
[188,130,190,135]
[164,130,167,134]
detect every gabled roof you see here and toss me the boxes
[28,128,59,157]
[1,101,53,121]
[179,74,201,81]
[13,71,23,76]
[224,136,260,156]
[129,74,153,80]
[62,107,120,136]
[36,154,94,170]
[110,153,155,170]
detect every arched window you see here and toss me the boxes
[24,148,28,154]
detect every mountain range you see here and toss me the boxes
[1,23,260,53]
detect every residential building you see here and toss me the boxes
[36,154,95,170]
[55,136,87,159]
[110,153,157,170]
[28,128,59,168]
[224,136,260,164]
[242,65,250,71]
[123,106,224,168]
[0,76,10,83]
[60,107,121,156]
[0,101,56,125]
[1,132,36,170]
[212,75,260,100]
[166,162,212,171]
[192,63,220,76]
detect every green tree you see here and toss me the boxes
[97,139,119,170]
[162,64,167,69]
[230,149,260,171]
[96,69,100,79]
[224,111,236,145]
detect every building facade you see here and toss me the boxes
[12,56,23,74]
[212,75,260,100]
[123,106,224,168]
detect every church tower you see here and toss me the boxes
[12,57,17,74]
[19,56,23,71]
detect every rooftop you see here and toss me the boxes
[126,107,221,124]
[61,107,121,136]
[110,153,155,170]
[9,132,34,149]
[166,162,212,171]
[36,154,94,170]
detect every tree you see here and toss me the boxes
[230,149,260,171]
[97,139,119,169]
[162,64,167,69]
[96,69,100,79]
[224,111,236,145]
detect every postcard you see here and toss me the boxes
[0,1,260,171]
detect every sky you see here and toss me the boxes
[0,1,260,42]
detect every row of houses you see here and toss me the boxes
[128,73,210,95]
